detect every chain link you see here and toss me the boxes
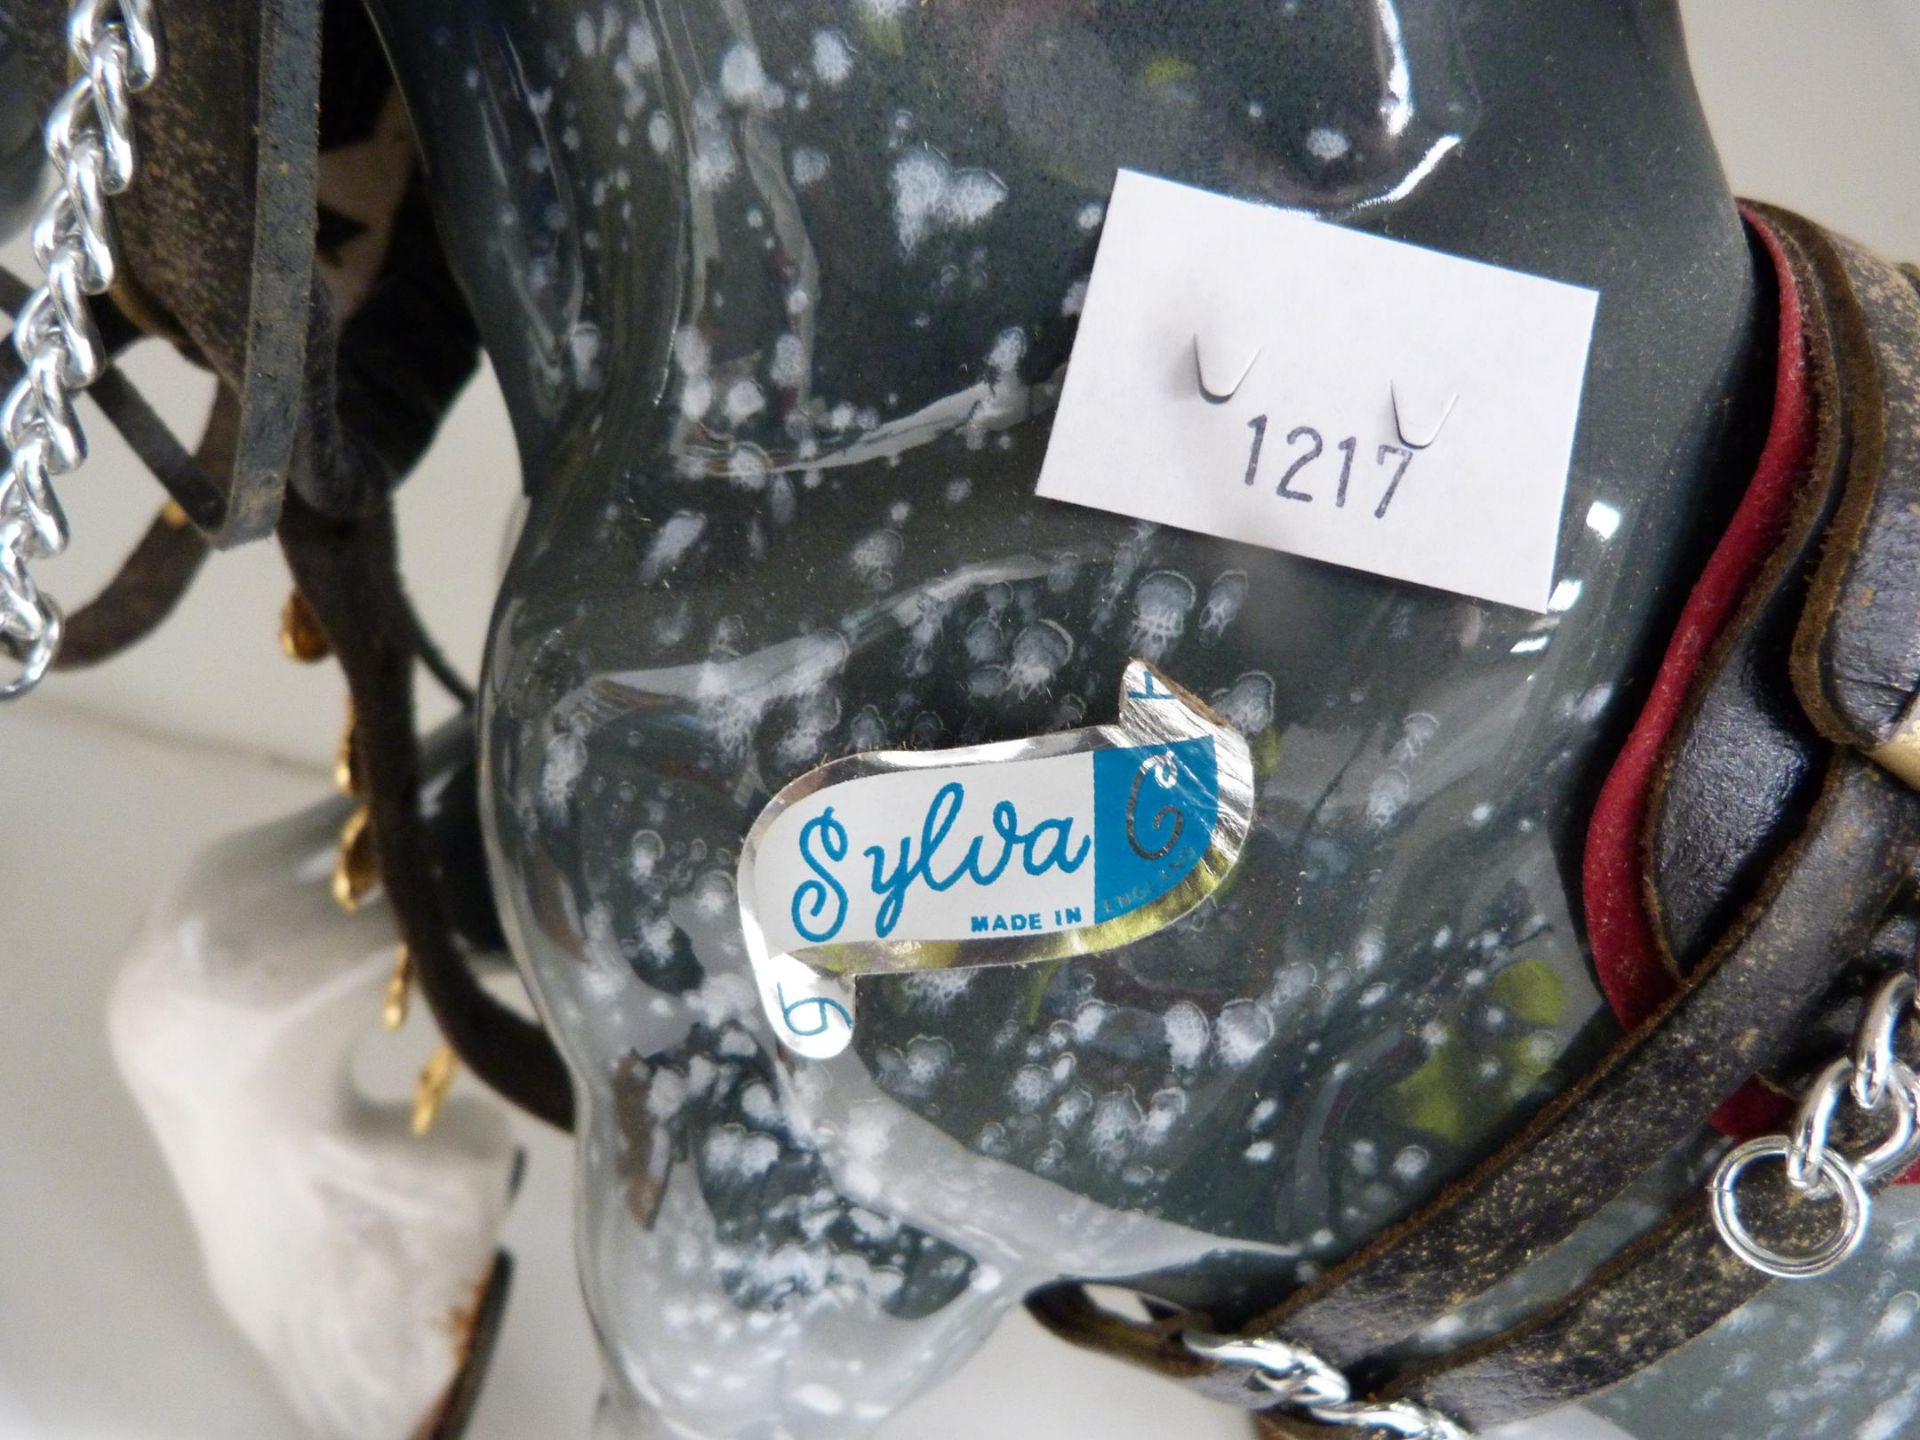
[1184,1331,1469,1439]
[1712,971,1920,1279]
[0,0,160,701]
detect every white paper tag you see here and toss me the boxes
[1036,170,1599,612]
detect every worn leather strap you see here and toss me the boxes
[51,385,236,667]
[1026,1285,1275,1411]
[1377,758,1920,1428]
[1246,1079,1905,1436]
[1644,335,1837,974]
[1254,725,1910,1368]
[1782,210,1920,758]
[278,489,573,1133]
[1587,204,1827,1141]
[104,0,320,544]
[1040,754,1920,1427]
[1640,210,1850,1121]
[17,0,427,540]
[1234,212,1847,1372]
[1234,202,1917,1368]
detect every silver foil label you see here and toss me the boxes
[738,661,1254,1059]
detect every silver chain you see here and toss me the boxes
[0,0,161,700]
[1712,971,1920,1279]
[1184,1331,1469,1438]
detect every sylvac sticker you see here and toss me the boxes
[738,661,1255,1059]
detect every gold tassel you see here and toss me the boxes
[382,945,412,1031]
[278,588,331,662]
[412,1045,458,1136]
[331,804,378,911]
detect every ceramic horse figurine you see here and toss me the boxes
[355,1,1920,1435]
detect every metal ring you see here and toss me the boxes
[1256,1363,1351,1410]
[1710,1135,1871,1279]
[43,69,93,174]
[1306,1399,1467,1440]
[0,519,47,616]
[28,350,84,474]
[10,286,53,367]
[1,373,45,457]
[118,0,162,90]
[44,243,105,386]
[1182,1331,1351,1408]
[29,185,71,276]
[44,136,118,298]
[1854,972,1917,1111]
[60,143,116,293]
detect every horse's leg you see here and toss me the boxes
[111,775,517,1440]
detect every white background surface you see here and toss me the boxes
[4,5,1918,1437]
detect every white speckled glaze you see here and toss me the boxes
[353,1,1885,1435]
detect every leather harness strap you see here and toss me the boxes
[1256,751,1915,1372]
[1246,1073,1908,1438]
[1591,203,1822,1031]
[1041,756,1920,1432]
[1779,214,1920,794]
[51,388,232,668]
[277,488,575,1134]
[1787,222,1920,756]
[1378,758,1920,1429]
[1027,205,1920,1432]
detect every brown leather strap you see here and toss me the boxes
[1026,1286,1275,1411]
[1389,1198,1780,1429]
[51,385,239,669]
[1228,204,1915,1373]
[278,490,574,1131]
[1645,220,1846,972]
[1231,213,1846,1371]
[1782,210,1920,756]
[1385,1018,1914,1429]
[109,0,321,544]
[1247,1150,1883,1436]
[1250,748,1915,1370]
[1376,772,1918,1428]
[53,506,209,669]
[1035,755,1920,1425]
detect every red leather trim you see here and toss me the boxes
[1581,206,1814,1140]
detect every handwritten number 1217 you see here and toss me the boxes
[1243,415,1416,519]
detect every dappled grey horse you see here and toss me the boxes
[364,1,1920,1435]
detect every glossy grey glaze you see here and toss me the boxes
[1595,1183,1920,1440]
[365,1,1794,1434]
